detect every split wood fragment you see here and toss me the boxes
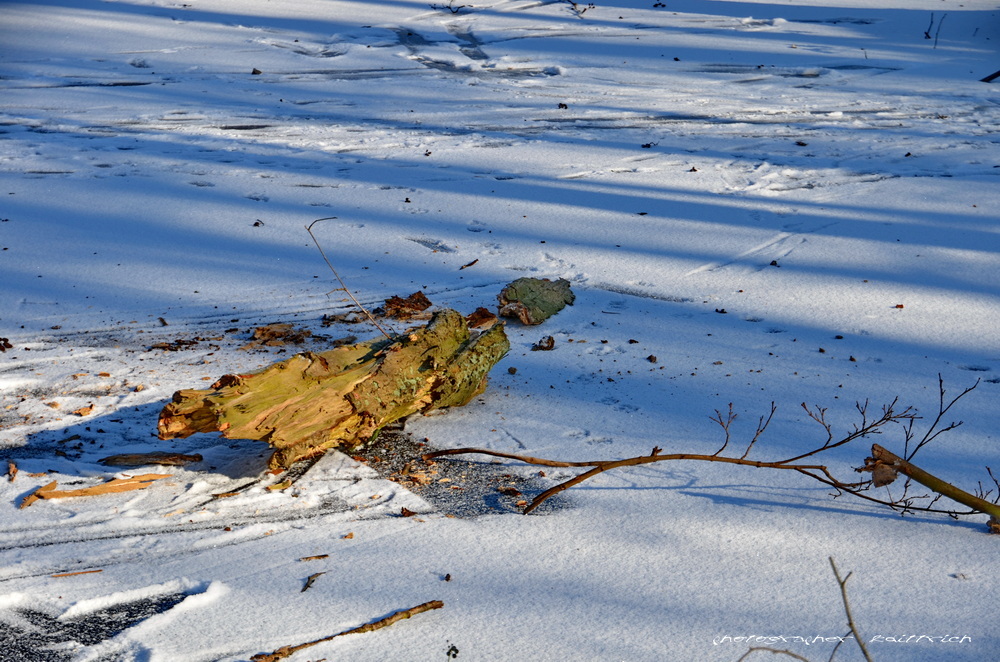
[20,474,172,508]
[158,309,509,471]
[301,572,325,593]
[250,600,444,662]
[51,569,104,578]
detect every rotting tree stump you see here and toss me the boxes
[157,309,509,470]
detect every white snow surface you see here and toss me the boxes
[2,1,999,660]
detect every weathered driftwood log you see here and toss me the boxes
[158,309,509,470]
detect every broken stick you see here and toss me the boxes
[250,600,444,662]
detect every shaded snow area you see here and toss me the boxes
[2,0,999,660]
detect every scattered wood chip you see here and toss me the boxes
[20,474,172,508]
[342,532,354,539]
[299,554,329,562]
[71,404,94,417]
[0,338,12,352]
[459,258,479,270]
[400,507,417,517]
[321,311,366,325]
[149,337,201,351]
[98,452,203,467]
[7,461,17,482]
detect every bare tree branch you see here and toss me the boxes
[423,380,999,525]
[736,647,813,662]
[306,217,394,341]
[710,403,736,456]
[904,375,978,461]
[828,558,873,662]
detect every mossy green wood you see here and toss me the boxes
[498,277,574,325]
[158,310,509,470]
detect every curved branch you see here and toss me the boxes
[423,382,994,523]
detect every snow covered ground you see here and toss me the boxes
[2,0,998,660]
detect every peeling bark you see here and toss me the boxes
[158,310,508,470]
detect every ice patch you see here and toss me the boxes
[60,579,205,621]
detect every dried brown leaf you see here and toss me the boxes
[466,307,498,329]
[241,324,312,350]
[383,291,433,319]
[872,462,898,487]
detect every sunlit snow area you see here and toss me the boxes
[2,1,999,660]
